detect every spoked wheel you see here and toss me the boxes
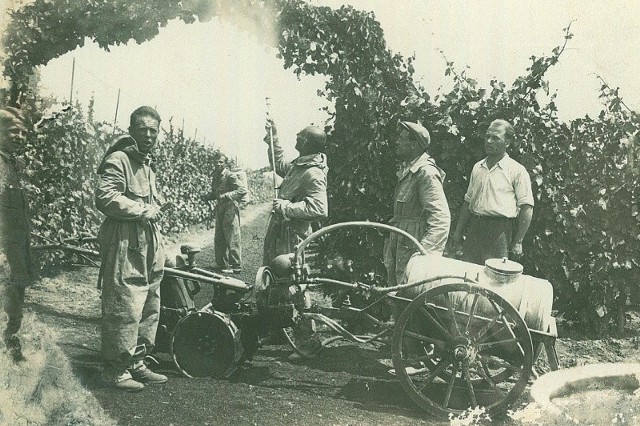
[392,282,533,419]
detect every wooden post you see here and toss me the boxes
[69,57,76,104]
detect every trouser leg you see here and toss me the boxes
[226,208,242,269]
[101,280,149,374]
[214,208,228,268]
[3,285,25,337]
[136,283,161,360]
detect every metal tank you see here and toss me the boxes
[401,254,554,333]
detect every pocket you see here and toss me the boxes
[395,184,415,216]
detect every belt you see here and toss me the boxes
[471,214,514,220]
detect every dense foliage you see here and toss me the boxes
[25,103,223,256]
[3,0,639,331]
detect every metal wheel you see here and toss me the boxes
[392,282,533,418]
[282,288,327,359]
[170,309,243,378]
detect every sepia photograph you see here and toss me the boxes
[1,0,640,424]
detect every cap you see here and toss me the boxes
[0,107,27,132]
[399,121,430,151]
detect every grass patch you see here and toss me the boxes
[0,312,115,426]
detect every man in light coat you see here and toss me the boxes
[384,121,451,288]
[95,106,168,391]
[262,120,328,265]
[209,154,247,274]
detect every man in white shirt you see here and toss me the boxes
[452,119,534,265]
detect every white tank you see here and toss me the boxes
[401,254,554,332]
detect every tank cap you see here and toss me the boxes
[485,257,523,275]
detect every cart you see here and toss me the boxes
[255,221,559,419]
[32,221,559,419]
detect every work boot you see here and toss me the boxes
[130,363,168,384]
[112,370,145,392]
[4,334,25,363]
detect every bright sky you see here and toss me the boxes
[31,0,640,169]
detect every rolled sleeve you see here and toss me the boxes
[514,167,534,207]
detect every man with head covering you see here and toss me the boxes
[0,106,31,362]
[261,120,328,352]
[262,120,328,265]
[452,119,534,265]
[384,121,451,287]
[207,154,247,274]
[95,106,168,391]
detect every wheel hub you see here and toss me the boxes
[454,345,468,360]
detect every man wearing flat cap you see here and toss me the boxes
[0,107,32,362]
[384,121,450,287]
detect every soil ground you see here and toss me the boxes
[22,202,640,425]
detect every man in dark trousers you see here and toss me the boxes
[452,119,534,264]
[210,154,247,274]
[95,106,168,391]
[0,107,31,363]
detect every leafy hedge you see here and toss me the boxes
[3,0,640,331]
[273,4,640,331]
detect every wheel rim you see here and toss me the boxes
[392,282,533,418]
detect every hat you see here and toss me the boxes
[399,121,430,151]
[0,107,27,132]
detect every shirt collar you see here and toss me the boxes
[481,153,510,170]
[397,152,432,179]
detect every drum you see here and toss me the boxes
[403,254,554,332]
[170,305,243,378]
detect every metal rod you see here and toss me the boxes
[164,267,252,292]
[265,97,278,198]
[113,88,121,132]
[293,222,429,271]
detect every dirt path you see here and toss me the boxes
[26,202,441,426]
[22,202,640,425]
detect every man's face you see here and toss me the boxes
[215,157,226,172]
[484,124,509,158]
[395,129,415,160]
[295,131,308,154]
[129,115,159,155]
[0,124,26,154]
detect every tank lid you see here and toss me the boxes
[485,257,523,275]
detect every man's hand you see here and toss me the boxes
[451,231,464,253]
[511,241,523,257]
[272,199,289,219]
[264,118,277,143]
[218,192,231,201]
[141,205,163,223]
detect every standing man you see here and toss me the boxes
[384,121,451,287]
[209,154,247,274]
[452,119,534,265]
[262,120,328,265]
[95,106,168,391]
[0,107,31,363]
